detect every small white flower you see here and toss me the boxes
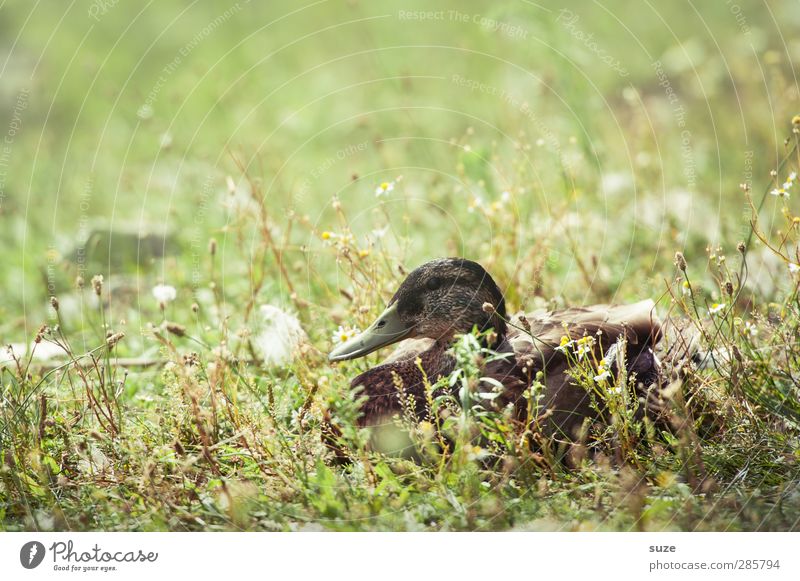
[332,325,361,346]
[152,284,177,305]
[770,187,790,198]
[593,365,611,383]
[609,385,623,395]
[500,190,511,203]
[743,321,758,337]
[554,336,573,353]
[708,302,726,315]
[375,181,395,197]
[574,336,596,360]
[467,196,484,214]
[789,262,800,275]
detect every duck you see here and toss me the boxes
[328,257,692,448]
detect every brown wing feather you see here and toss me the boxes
[484,300,664,440]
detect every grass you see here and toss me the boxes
[1,0,800,531]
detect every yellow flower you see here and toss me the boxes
[321,231,332,240]
[358,249,370,258]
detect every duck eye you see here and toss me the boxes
[426,277,442,291]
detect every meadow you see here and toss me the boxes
[1,0,799,531]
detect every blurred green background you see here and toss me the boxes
[1,0,798,343]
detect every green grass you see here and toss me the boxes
[1,0,800,531]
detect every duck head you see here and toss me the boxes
[329,258,507,361]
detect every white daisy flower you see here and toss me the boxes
[574,336,595,360]
[375,181,395,197]
[743,321,758,337]
[770,187,790,198]
[554,335,573,353]
[708,302,726,315]
[332,325,361,346]
[789,262,800,275]
[593,365,612,383]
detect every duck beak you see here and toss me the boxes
[329,302,413,362]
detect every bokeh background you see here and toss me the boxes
[2,0,798,345]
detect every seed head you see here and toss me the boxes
[165,322,186,337]
[725,281,734,296]
[91,274,104,296]
[50,296,59,311]
[674,252,687,271]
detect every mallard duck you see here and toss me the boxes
[329,257,690,444]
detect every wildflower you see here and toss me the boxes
[467,196,484,213]
[593,364,611,383]
[609,385,623,395]
[152,284,177,306]
[789,262,800,275]
[333,325,361,346]
[770,187,790,198]
[372,226,389,239]
[743,321,758,337]
[321,231,332,240]
[708,302,726,315]
[358,249,370,258]
[500,190,511,203]
[251,305,308,366]
[375,181,395,197]
[681,280,690,296]
[575,336,595,360]
[555,335,572,353]
[467,445,488,461]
